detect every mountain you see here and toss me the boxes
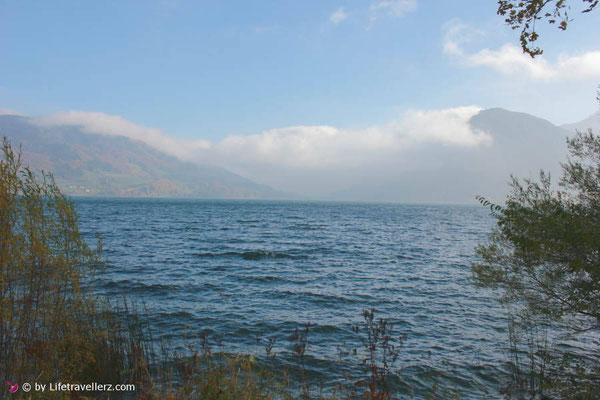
[561,112,600,133]
[0,109,585,203]
[326,108,572,204]
[0,114,283,199]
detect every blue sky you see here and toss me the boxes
[2,0,599,140]
[2,1,600,200]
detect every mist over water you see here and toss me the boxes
[76,198,507,399]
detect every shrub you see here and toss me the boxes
[0,137,151,398]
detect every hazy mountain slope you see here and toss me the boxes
[561,112,600,133]
[466,107,570,198]
[0,109,580,203]
[327,108,571,204]
[0,115,283,199]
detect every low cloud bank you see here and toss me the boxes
[29,105,492,199]
[214,106,489,170]
[34,106,490,172]
[16,104,573,202]
[36,111,211,161]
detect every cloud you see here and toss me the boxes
[212,106,490,169]
[35,111,211,160]
[329,7,348,24]
[443,20,600,80]
[34,107,489,172]
[466,44,557,79]
[441,19,484,56]
[556,51,600,78]
[370,0,417,21]
[29,106,497,200]
[395,106,492,146]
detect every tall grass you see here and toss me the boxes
[0,138,154,399]
[141,310,407,400]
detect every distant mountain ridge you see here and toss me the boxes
[0,115,284,199]
[1,108,596,203]
[326,108,575,203]
[561,112,600,133]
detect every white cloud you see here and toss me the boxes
[370,0,417,21]
[28,106,499,200]
[441,19,483,56]
[35,111,211,160]
[467,44,557,79]
[329,7,348,24]
[34,107,489,172]
[212,106,490,169]
[556,51,600,78]
[443,20,600,81]
[395,106,492,147]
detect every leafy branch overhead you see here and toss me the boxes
[497,0,598,57]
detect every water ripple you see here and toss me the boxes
[76,198,505,399]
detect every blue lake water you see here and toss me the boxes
[75,198,508,399]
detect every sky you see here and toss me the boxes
[1,0,600,199]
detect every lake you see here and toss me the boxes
[75,198,507,399]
